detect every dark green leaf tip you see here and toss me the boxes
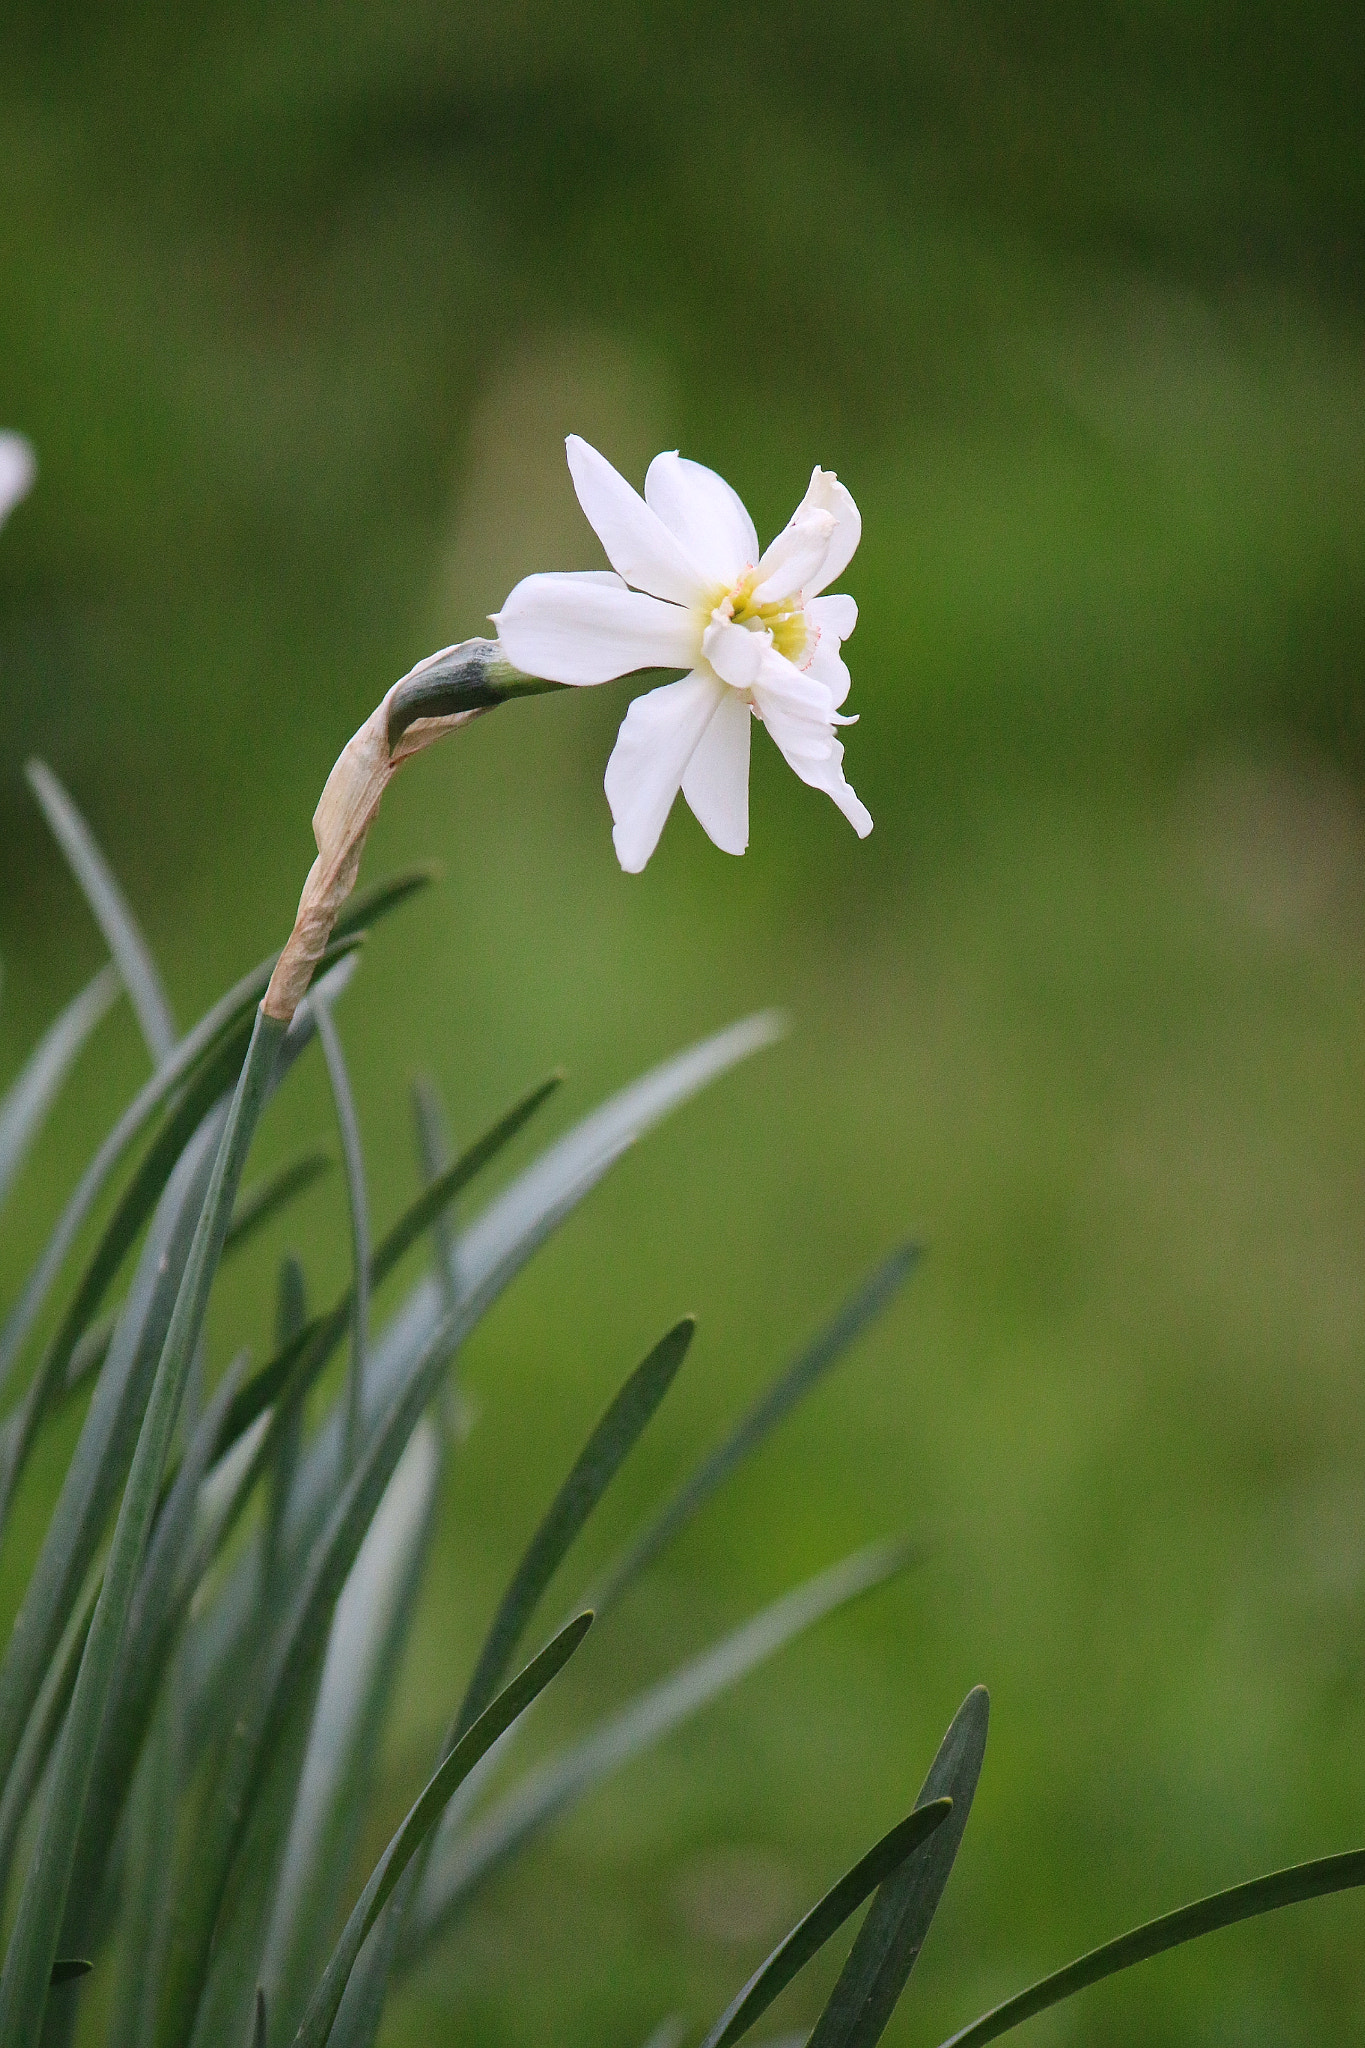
[49,1960,92,1986]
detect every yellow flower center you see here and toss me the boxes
[714,573,811,667]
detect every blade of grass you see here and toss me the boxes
[311,989,369,1474]
[0,1557,100,1908]
[808,1687,990,2048]
[404,1538,922,1961]
[411,1076,459,1314]
[0,860,428,1404]
[263,1258,308,1597]
[258,1421,444,2047]
[0,967,350,1782]
[224,1155,333,1256]
[0,1008,285,2048]
[26,761,178,1065]
[701,1801,955,2048]
[208,1074,562,1466]
[455,1319,694,1740]
[936,1848,1365,2048]
[587,1246,921,1624]
[292,1615,593,2048]
[0,966,120,1216]
[0,1104,226,1791]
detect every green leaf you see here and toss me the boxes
[0,1557,100,1910]
[588,1245,920,1622]
[106,1661,181,2048]
[0,1104,226,1795]
[0,857,426,1404]
[311,989,370,1474]
[56,1352,256,1939]
[48,1962,91,1987]
[26,759,178,1065]
[207,1073,563,1468]
[0,1009,285,2048]
[935,1847,1365,2048]
[257,1420,445,2047]
[701,1800,955,2048]
[455,1318,694,1740]
[224,1154,333,1256]
[808,1687,990,2048]
[0,965,119,1217]
[292,1614,593,2048]
[410,1075,459,1315]
[404,1537,922,1962]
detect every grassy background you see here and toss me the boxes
[2,5,1365,2043]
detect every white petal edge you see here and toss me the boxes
[807,592,857,641]
[752,680,873,837]
[605,671,727,872]
[681,684,751,855]
[493,571,700,685]
[792,469,861,594]
[751,510,837,605]
[566,435,711,607]
[644,451,758,589]
[0,434,36,530]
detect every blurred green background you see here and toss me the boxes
[2,4,1365,2043]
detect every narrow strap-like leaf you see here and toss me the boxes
[0,1010,285,2048]
[224,1154,332,1255]
[0,965,119,1216]
[208,1074,563,1467]
[936,1846,1365,2048]
[702,1800,954,2048]
[311,990,369,1472]
[808,1687,990,2048]
[454,1319,694,1740]
[405,1538,922,1961]
[0,861,427,1403]
[291,1614,593,2048]
[411,1075,459,1314]
[48,1962,91,1987]
[257,1420,444,2045]
[0,1558,100,1908]
[588,1245,920,1622]
[26,760,178,1065]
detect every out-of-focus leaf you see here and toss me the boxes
[311,989,369,1473]
[411,1075,459,1312]
[209,1073,563,1465]
[26,760,178,1065]
[0,1011,285,2048]
[257,1421,444,2047]
[0,1558,100,1907]
[405,1538,921,1962]
[935,1848,1365,2048]
[455,1318,694,1740]
[0,1107,225,1794]
[224,1155,333,1255]
[701,1801,955,2048]
[292,1614,593,2048]
[0,965,119,1217]
[588,1245,920,1623]
[57,1352,254,1939]
[106,1671,180,2048]
[808,1687,990,2048]
[0,857,425,1404]
[48,1963,91,1987]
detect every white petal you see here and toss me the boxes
[566,435,710,606]
[493,571,699,685]
[604,671,727,872]
[752,676,872,838]
[644,451,758,588]
[805,632,852,709]
[807,592,857,642]
[0,433,36,530]
[701,614,771,692]
[681,685,751,855]
[794,469,861,593]
[751,510,837,605]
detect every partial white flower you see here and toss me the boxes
[0,434,36,532]
[493,437,872,872]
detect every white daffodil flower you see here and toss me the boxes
[0,434,36,531]
[493,436,872,872]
